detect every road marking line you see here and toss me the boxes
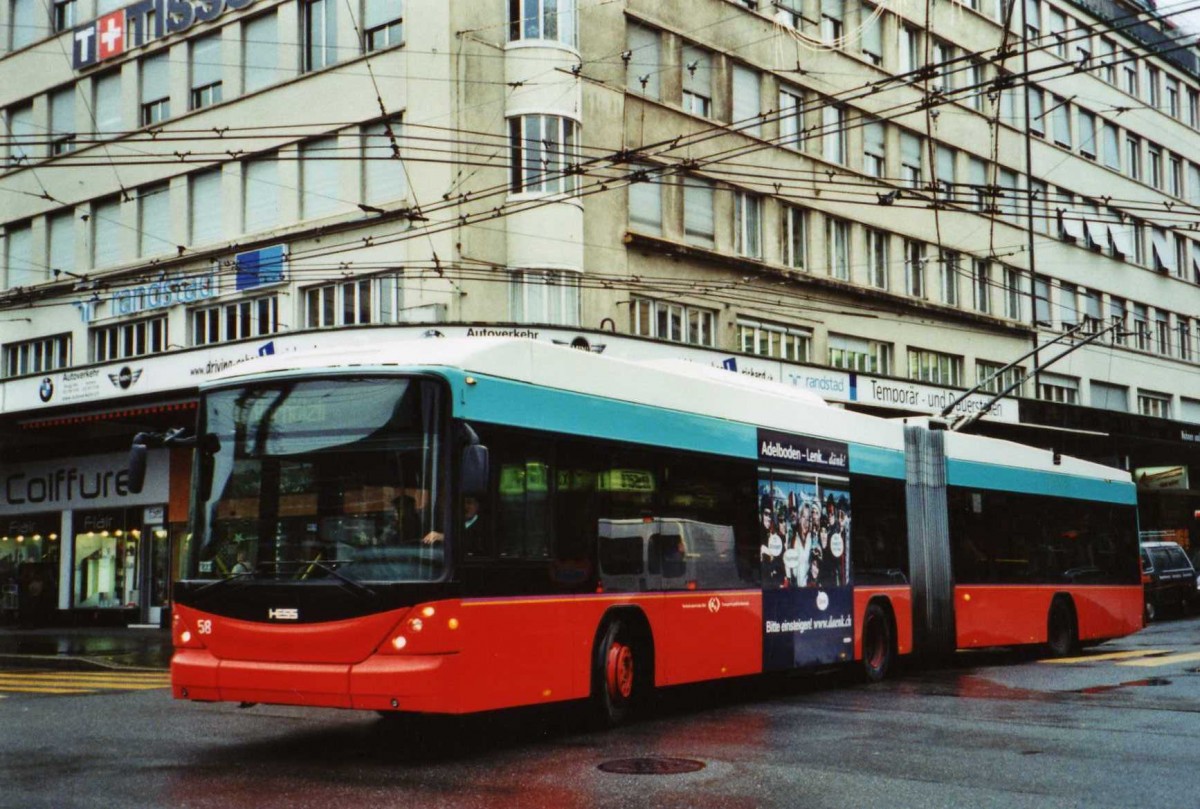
[1115,651,1200,667]
[0,686,96,694]
[1041,649,1171,664]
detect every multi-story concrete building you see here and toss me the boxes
[1,0,1198,624]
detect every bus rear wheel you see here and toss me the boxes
[860,602,894,683]
[592,618,642,728]
[1046,598,1078,658]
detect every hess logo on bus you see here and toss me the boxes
[268,608,299,621]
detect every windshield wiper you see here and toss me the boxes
[299,559,378,599]
[189,559,376,600]
[191,570,254,596]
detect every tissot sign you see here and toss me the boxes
[73,0,255,69]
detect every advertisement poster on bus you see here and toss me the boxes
[758,429,854,670]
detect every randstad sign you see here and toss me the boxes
[73,0,255,70]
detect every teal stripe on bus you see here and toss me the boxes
[947,459,1137,504]
[447,370,907,478]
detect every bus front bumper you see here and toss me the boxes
[171,649,459,713]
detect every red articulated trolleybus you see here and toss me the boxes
[131,338,1142,725]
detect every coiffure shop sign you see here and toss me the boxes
[1,451,168,515]
[73,0,255,69]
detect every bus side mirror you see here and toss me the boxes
[462,445,489,497]
[128,434,151,494]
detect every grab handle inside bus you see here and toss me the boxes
[462,445,489,496]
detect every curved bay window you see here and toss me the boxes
[509,115,579,194]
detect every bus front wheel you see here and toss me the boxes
[591,618,642,728]
[860,602,894,683]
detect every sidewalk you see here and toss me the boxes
[0,625,173,670]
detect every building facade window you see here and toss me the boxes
[829,333,892,374]
[900,132,922,188]
[189,169,222,245]
[863,118,885,177]
[1004,267,1023,319]
[734,191,762,258]
[2,221,35,288]
[826,217,850,280]
[47,211,74,275]
[243,12,280,92]
[627,164,662,234]
[53,0,76,31]
[908,347,963,386]
[4,334,71,378]
[91,315,168,362]
[782,204,806,270]
[939,251,960,307]
[861,4,882,64]
[681,45,713,117]
[141,52,171,124]
[49,88,76,154]
[305,279,374,328]
[1137,391,1171,419]
[1038,372,1079,404]
[820,0,843,43]
[304,0,339,72]
[822,104,846,164]
[625,23,660,99]
[737,318,812,362]
[632,297,715,346]
[365,0,403,50]
[976,360,1024,396]
[866,228,888,289]
[92,196,123,268]
[904,239,925,298]
[509,115,579,194]
[509,0,575,47]
[94,71,123,136]
[362,118,406,204]
[243,155,278,233]
[137,183,171,258]
[779,86,804,149]
[1126,135,1141,181]
[191,295,280,346]
[683,176,715,248]
[1077,109,1095,158]
[1090,381,1128,412]
[972,259,990,313]
[190,34,224,110]
[300,136,342,218]
[732,65,761,136]
[509,269,581,326]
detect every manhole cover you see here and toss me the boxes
[598,757,706,775]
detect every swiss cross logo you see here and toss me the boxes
[97,11,125,60]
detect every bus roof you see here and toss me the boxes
[203,336,1130,486]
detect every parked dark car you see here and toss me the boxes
[1140,542,1198,621]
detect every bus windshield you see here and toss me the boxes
[189,376,445,583]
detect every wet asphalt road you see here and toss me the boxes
[1,618,1199,809]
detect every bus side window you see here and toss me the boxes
[496,460,551,559]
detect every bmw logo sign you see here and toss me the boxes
[38,378,54,403]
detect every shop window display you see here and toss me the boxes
[73,511,140,610]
